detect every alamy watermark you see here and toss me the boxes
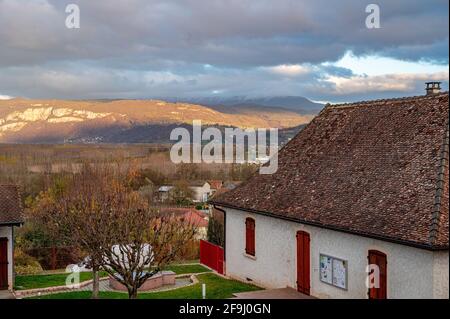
[64,4,380,30]
[366,4,381,29]
[65,4,80,29]
[170,120,279,174]
[65,264,81,288]
[366,264,381,289]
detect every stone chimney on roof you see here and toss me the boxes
[426,82,442,95]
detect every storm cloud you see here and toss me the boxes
[0,0,448,101]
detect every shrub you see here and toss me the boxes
[14,249,43,275]
[177,239,200,261]
[207,216,224,247]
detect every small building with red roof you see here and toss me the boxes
[0,185,24,291]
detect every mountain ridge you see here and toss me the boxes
[161,96,324,114]
[0,98,317,143]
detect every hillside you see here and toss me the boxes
[0,98,315,143]
[165,96,324,114]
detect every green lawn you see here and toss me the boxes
[29,273,261,299]
[15,271,109,290]
[163,264,210,275]
[15,264,210,290]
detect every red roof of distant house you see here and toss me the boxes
[184,211,209,228]
[212,93,449,250]
[0,185,24,226]
[160,207,208,228]
[208,180,223,190]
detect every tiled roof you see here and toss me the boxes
[211,93,449,250]
[208,180,223,190]
[160,207,209,228]
[0,185,24,225]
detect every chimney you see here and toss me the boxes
[426,82,442,95]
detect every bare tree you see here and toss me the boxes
[49,165,117,298]
[100,205,198,299]
[170,180,194,205]
[207,214,224,247]
[40,164,197,299]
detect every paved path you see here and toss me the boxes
[233,288,316,299]
[78,277,192,293]
[0,290,15,299]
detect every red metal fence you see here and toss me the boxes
[200,240,224,274]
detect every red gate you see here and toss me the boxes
[200,240,224,274]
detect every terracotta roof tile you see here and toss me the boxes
[0,184,24,225]
[211,93,449,250]
[159,207,208,228]
[208,180,223,190]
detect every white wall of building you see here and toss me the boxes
[433,251,449,299]
[224,208,449,299]
[190,183,212,202]
[0,226,13,290]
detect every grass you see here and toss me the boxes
[15,264,210,290]
[15,271,109,290]
[30,273,261,299]
[163,264,210,275]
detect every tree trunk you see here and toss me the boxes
[91,268,100,299]
[129,287,138,299]
[51,247,57,270]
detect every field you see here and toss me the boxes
[0,143,257,200]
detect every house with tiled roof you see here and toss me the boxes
[158,181,214,203]
[0,185,24,291]
[208,180,223,192]
[160,207,209,239]
[211,87,449,299]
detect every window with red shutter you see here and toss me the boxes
[245,218,255,256]
[368,250,387,299]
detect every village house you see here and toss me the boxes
[211,88,449,299]
[158,185,175,202]
[189,181,213,202]
[158,181,217,203]
[160,207,209,239]
[0,185,24,291]
[208,180,223,192]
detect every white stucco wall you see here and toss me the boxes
[433,250,449,299]
[0,226,13,290]
[224,208,448,299]
[190,183,212,202]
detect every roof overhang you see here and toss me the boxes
[211,202,449,252]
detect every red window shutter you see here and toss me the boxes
[245,220,250,254]
[368,250,387,299]
[296,231,310,295]
[245,218,255,256]
[250,221,255,255]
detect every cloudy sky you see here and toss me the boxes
[0,0,448,103]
